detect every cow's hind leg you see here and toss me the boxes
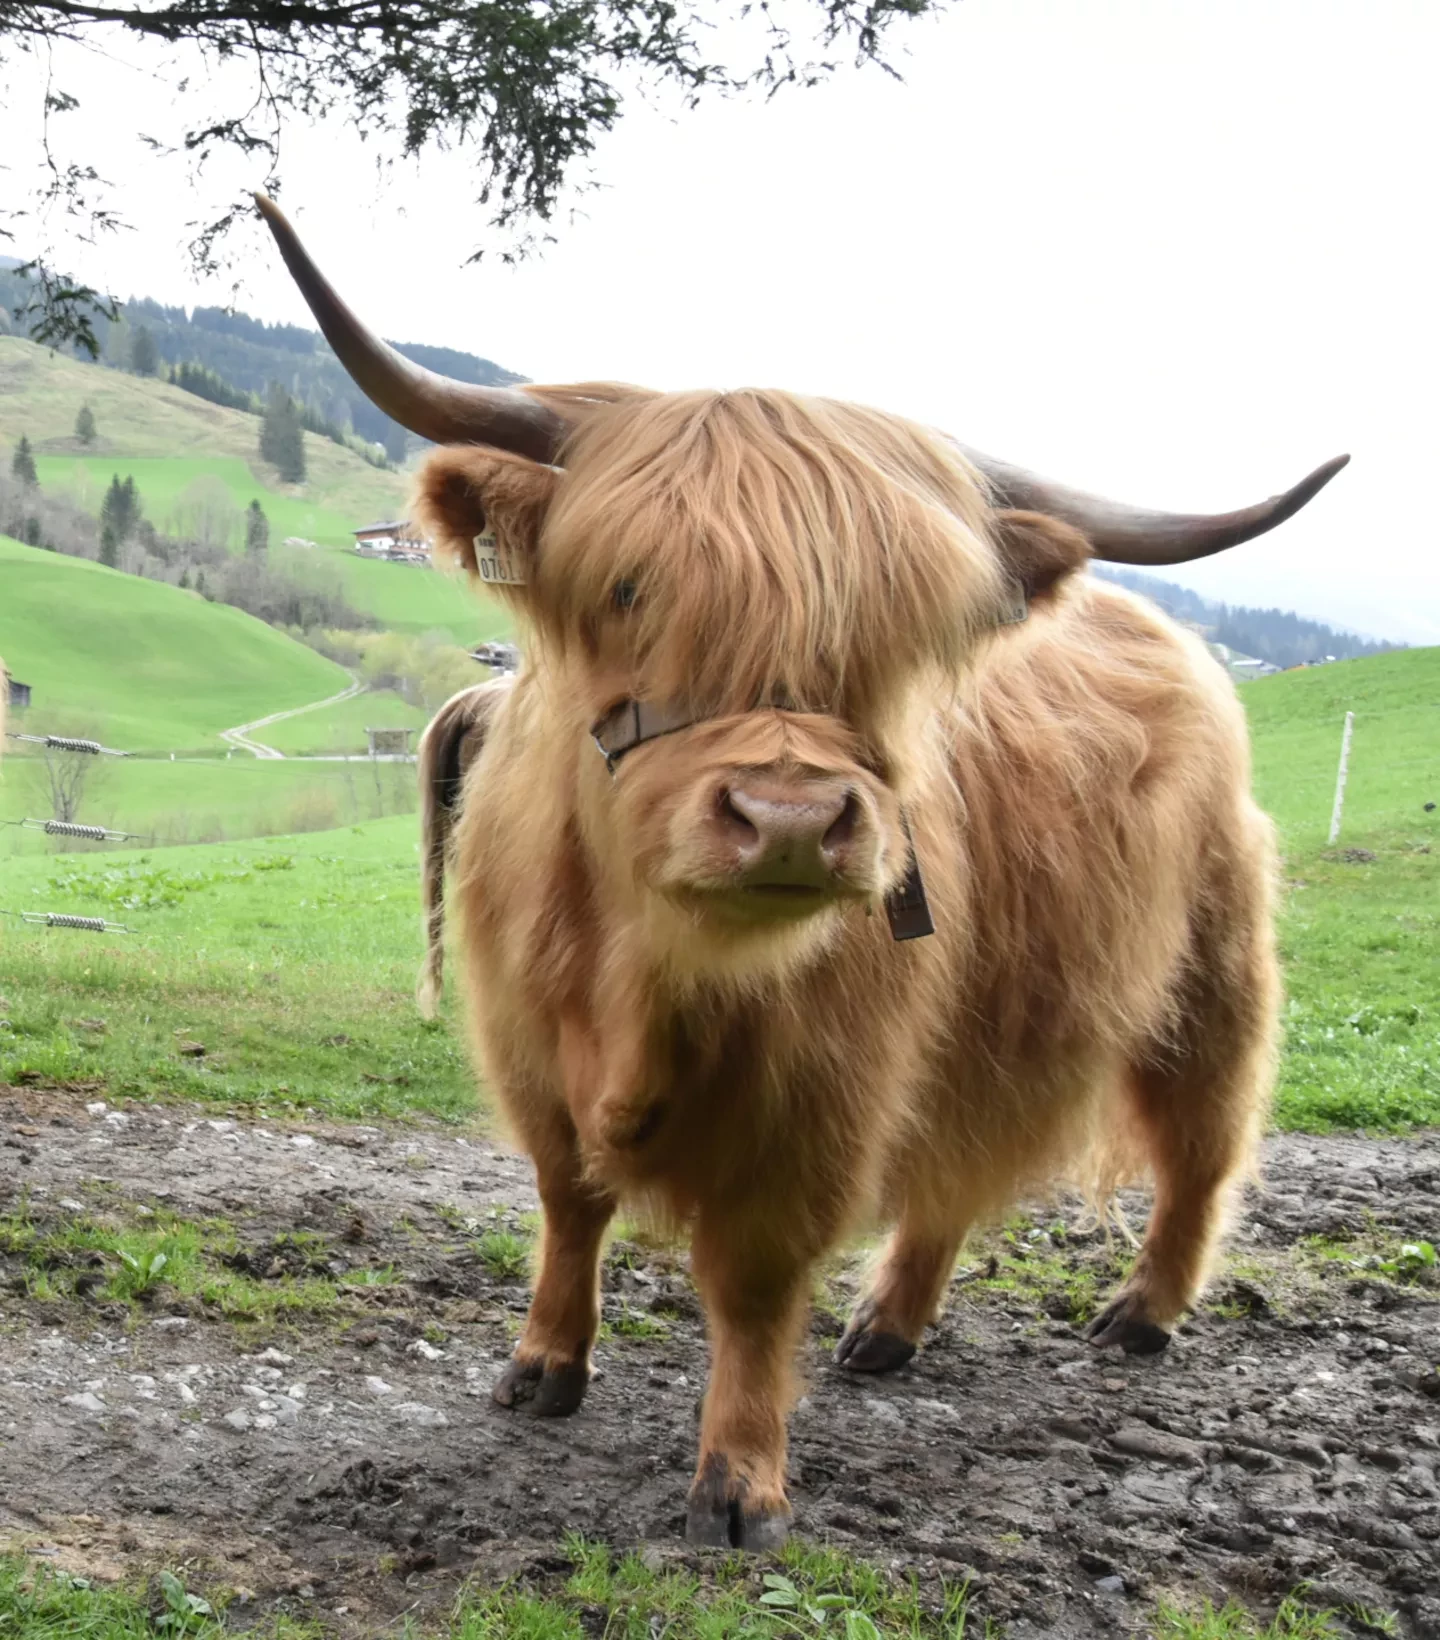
[1088,913,1276,1355]
[493,1105,616,1415]
[835,1211,966,1373]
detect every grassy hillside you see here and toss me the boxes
[5,335,505,640]
[1239,647,1438,1131]
[0,534,348,753]
[1,336,404,521]
[1241,646,1439,850]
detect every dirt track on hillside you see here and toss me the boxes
[1,1089,1437,1638]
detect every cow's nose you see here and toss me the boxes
[719,780,859,883]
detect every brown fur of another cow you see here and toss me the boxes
[416,677,514,1018]
[413,387,1278,1549]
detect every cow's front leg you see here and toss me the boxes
[493,1105,616,1417]
[685,1217,812,1550]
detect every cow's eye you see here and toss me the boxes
[612,579,638,612]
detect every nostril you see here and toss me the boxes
[717,788,761,849]
[821,791,860,858]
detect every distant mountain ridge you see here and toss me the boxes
[1096,567,1396,671]
[0,263,522,463]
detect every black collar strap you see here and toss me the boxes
[588,697,935,942]
[591,698,700,774]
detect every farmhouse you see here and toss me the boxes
[352,519,429,564]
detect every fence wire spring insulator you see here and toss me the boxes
[5,732,128,756]
[38,820,120,841]
[18,912,130,934]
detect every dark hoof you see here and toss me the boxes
[835,1300,918,1373]
[685,1455,790,1552]
[492,1355,590,1416]
[1085,1297,1171,1356]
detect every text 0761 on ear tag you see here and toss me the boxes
[474,530,527,586]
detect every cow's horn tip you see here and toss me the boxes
[252,191,283,223]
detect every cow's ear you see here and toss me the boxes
[989,509,1091,604]
[412,447,559,584]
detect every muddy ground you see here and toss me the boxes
[1,1087,1437,1637]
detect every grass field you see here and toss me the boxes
[2,649,1436,1134]
[252,686,428,756]
[0,535,348,752]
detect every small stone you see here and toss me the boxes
[272,1395,303,1424]
[393,1401,448,1427]
[1095,1575,1126,1594]
[410,1338,444,1362]
[63,1393,105,1414]
[103,1111,129,1126]
[221,1409,253,1432]
[291,1135,316,1148]
[255,1347,294,1366]
[178,1384,197,1406]
[365,1377,393,1397]
[254,1414,278,1431]
[85,1101,107,1116]
[1102,1378,1127,1392]
[151,1317,189,1331]
[59,1198,85,1212]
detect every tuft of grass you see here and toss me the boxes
[603,1304,670,1342]
[1154,1591,1344,1638]
[475,1229,531,1281]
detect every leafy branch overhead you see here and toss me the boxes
[4,0,945,350]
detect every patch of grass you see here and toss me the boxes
[475,1229,531,1281]
[1300,1225,1440,1289]
[604,1304,670,1342]
[0,1199,407,1323]
[966,1220,1111,1325]
[0,1556,317,1638]
[1153,1591,1344,1638]
[0,818,476,1122]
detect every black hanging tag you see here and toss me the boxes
[885,819,935,941]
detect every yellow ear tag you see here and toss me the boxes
[473,529,527,586]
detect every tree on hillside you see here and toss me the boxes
[260,385,306,484]
[245,499,270,557]
[2,1,945,353]
[100,474,142,552]
[11,435,37,487]
[75,405,97,444]
[130,326,160,377]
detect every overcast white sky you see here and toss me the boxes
[8,1,1438,641]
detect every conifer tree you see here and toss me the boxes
[130,326,159,376]
[259,384,306,483]
[100,473,142,544]
[11,434,37,486]
[99,523,119,567]
[245,499,270,556]
[75,405,97,444]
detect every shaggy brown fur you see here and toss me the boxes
[415,677,514,1018]
[413,387,1279,1549]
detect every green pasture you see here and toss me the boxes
[0,748,418,852]
[1241,645,1439,850]
[0,535,348,753]
[0,640,1434,1134]
[325,545,505,640]
[253,686,427,756]
[0,815,467,1122]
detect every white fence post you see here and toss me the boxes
[1327,710,1355,845]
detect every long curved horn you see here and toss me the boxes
[960,447,1350,565]
[252,193,567,463]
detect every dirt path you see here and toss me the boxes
[1,1090,1437,1637]
[219,674,364,759]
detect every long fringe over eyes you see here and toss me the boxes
[531,388,1008,717]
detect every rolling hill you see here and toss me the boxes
[0,532,348,753]
[0,337,502,640]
